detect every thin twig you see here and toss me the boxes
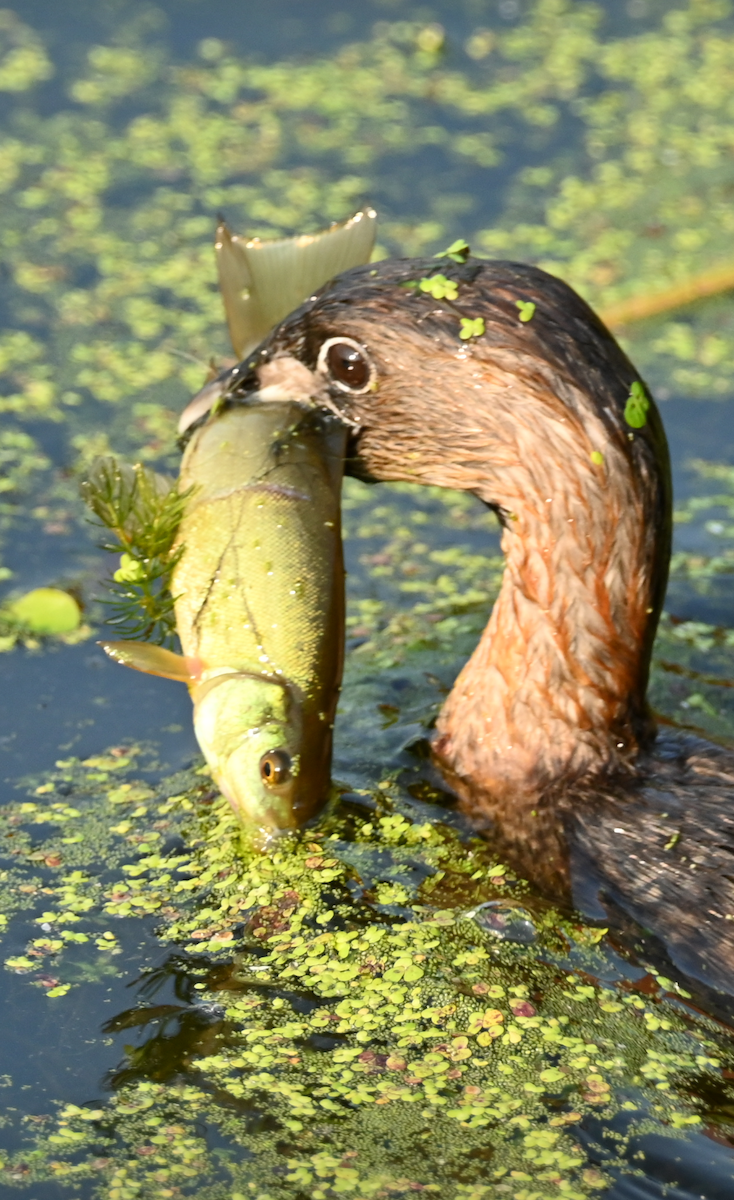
[598,263,734,329]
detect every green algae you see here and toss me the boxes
[0,587,89,652]
[623,382,651,429]
[0,745,733,1197]
[438,238,471,263]
[2,0,734,566]
[671,459,734,582]
[460,316,486,339]
[515,301,536,323]
[0,9,52,94]
[4,586,80,633]
[0,0,733,462]
[418,274,459,301]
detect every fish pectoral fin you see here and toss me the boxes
[99,640,196,683]
[216,209,377,359]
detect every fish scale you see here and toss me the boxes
[175,404,341,695]
[171,400,346,841]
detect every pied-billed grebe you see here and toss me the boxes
[182,256,734,998]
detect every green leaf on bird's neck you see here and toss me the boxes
[624,381,651,429]
[436,238,470,263]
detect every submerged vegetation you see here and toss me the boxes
[81,456,189,644]
[1,0,734,1196]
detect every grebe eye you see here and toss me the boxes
[259,749,292,787]
[317,337,373,394]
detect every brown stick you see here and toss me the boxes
[598,262,734,329]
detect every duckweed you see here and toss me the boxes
[0,743,730,1195]
[5,587,80,634]
[437,238,471,263]
[419,273,459,301]
[624,381,651,429]
[516,301,536,323]
[1,3,734,1196]
[459,316,486,339]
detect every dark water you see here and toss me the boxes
[1,2,734,1197]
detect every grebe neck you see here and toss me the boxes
[432,393,661,798]
[253,257,673,803]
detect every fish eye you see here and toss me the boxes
[259,749,292,787]
[317,337,373,394]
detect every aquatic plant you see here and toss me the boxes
[80,456,189,644]
[1,2,734,1195]
[0,745,732,1197]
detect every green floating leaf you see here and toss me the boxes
[436,238,470,263]
[516,300,536,323]
[459,317,485,340]
[7,588,80,634]
[624,381,651,429]
[419,274,458,301]
[590,450,604,466]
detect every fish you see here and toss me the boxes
[103,399,346,842]
[97,210,377,839]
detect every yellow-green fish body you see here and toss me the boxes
[173,401,346,839]
[97,210,375,838]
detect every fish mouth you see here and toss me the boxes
[191,672,333,839]
[177,359,327,438]
[215,748,300,839]
[177,363,256,436]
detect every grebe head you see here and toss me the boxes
[206,257,673,810]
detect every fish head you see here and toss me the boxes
[191,672,331,843]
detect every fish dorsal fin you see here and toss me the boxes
[216,208,377,359]
[99,640,198,683]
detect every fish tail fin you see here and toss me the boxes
[215,209,377,359]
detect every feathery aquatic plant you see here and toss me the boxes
[80,456,191,645]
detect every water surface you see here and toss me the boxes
[1,2,734,1197]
